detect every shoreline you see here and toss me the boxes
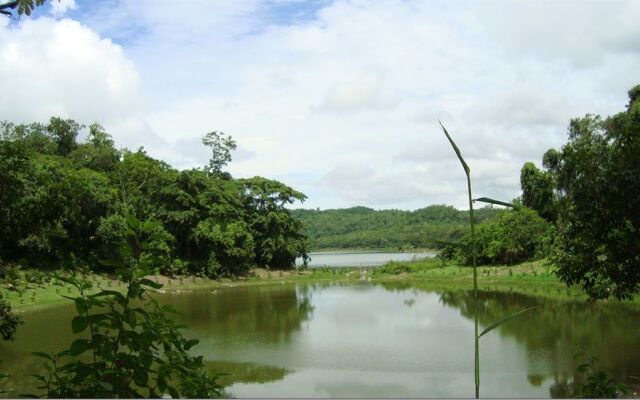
[6,259,639,313]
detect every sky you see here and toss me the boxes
[1,0,638,210]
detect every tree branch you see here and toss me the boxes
[0,1,19,11]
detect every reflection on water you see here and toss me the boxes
[1,281,639,398]
[438,289,640,398]
[159,284,314,343]
[203,360,288,387]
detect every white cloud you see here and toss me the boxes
[467,84,570,127]
[50,0,77,16]
[2,0,639,210]
[477,0,640,67]
[0,17,165,150]
[314,74,399,113]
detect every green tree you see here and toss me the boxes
[69,123,119,173]
[0,0,50,17]
[241,177,309,268]
[46,117,82,157]
[551,85,640,300]
[454,207,554,266]
[202,131,236,176]
[520,162,557,222]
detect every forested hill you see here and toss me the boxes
[291,205,499,250]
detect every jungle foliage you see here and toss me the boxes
[520,85,640,300]
[291,205,499,250]
[450,207,556,266]
[0,118,309,278]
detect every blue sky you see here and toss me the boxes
[1,0,639,210]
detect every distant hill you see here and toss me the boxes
[291,205,499,251]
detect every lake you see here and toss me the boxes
[1,281,639,398]
[297,251,436,267]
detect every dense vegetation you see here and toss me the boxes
[520,85,640,300]
[0,118,308,278]
[453,207,556,266]
[291,205,499,250]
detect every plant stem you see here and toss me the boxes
[467,173,479,399]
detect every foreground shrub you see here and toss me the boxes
[30,216,222,398]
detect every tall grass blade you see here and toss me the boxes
[438,120,470,176]
[478,306,537,339]
[473,197,515,208]
[439,122,479,398]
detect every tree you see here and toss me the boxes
[240,177,309,268]
[551,85,640,300]
[454,207,554,266]
[520,162,557,222]
[69,123,119,172]
[0,0,52,17]
[202,131,236,176]
[46,117,82,156]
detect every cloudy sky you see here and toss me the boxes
[1,0,638,210]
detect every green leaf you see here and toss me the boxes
[139,278,163,289]
[133,369,149,387]
[473,197,515,208]
[434,240,466,248]
[71,315,89,334]
[478,306,537,339]
[74,298,88,314]
[93,289,126,303]
[184,339,199,351]
[31,351,53,361]
[439,121,470,177]
[130,307,150,319]
[124,310,137,328]
[69,339,91,356]
[125,214,141,230]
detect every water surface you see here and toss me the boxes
[1,282,639,398]
[297,251,435,267]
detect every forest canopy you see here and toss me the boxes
[0,118,309,277]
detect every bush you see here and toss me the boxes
[159,259,189,277]
[30,216,222,398]
[450,208,555,266]
[0,292,22,341]
[0,264,21,284]
[374,258,441,275]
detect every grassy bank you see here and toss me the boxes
[4,258,638,313]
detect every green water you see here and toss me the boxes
[1,282,639,398]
